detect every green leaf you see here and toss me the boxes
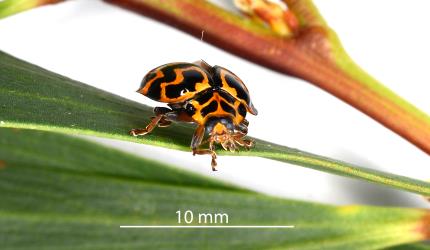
[0,127,429,249]
[1,51,430,196]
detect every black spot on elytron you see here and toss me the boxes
[217,89,237,104]
[165,69,204,99]
[224,74,250,104]
[212,66,251,105]
[201,100,218,117]
[139,71,157,89]
[194,89,214,105]
[238,103,247,118]
[220,100,236,117]
[211,66,223,88]
[143,63,197,101]
[145,66,174,100]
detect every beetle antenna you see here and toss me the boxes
[197,30,212,73]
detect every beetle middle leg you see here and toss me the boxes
[235,120,249,135]
[130,107,173,136]
[232,131,254,150]
[191,125,218,171]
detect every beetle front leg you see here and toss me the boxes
[129,115,163,136]
[235,122,248,135]
[193,143,217,171]
[130,106,172,136]
[191,125,218,171]
[232,132,254,150]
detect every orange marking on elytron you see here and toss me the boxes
[140,70,164,95]
[159,66,211,103]
[191,92,240,125]
[159,68,185,102]
[214,98,244,125]
[233,100,245,124]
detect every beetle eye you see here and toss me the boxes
[186,103,195,111]
[185,103,196,116]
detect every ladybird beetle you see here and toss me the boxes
[130,60,258,171]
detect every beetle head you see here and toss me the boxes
[205,117,238,152]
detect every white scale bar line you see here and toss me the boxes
[120,225,295,228]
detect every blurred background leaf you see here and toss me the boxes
[0,127,429,249]
[0,0,63,19]
[1,50,429,196]
[387,243,430,250]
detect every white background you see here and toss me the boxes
[0,0,429,208]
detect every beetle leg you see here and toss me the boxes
[191,125,205,150]
[157,116,172,127]
[235,122,248,135]
[225,138,237,152]
[220,140,229,151]
[130,114,163,136]
[193,148,217,171]
[191,126,218,171]
[232,132,254,150]
[154,107,174,127]
[233,130,247,138]
[165,111,194,123]
[234,137,254,150]
[130,106,172,136]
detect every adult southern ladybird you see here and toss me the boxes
[130,60,258,171]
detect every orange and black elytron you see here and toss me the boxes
[130,60,258,171]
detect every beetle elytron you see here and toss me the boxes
[130,60,258,171]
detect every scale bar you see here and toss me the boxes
[120,225,295,229]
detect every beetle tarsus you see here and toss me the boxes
[130,114,164,136]
[211,159,217,171]
[243,139,254,150]
[192,148,218,171]
[129,128,149,136]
